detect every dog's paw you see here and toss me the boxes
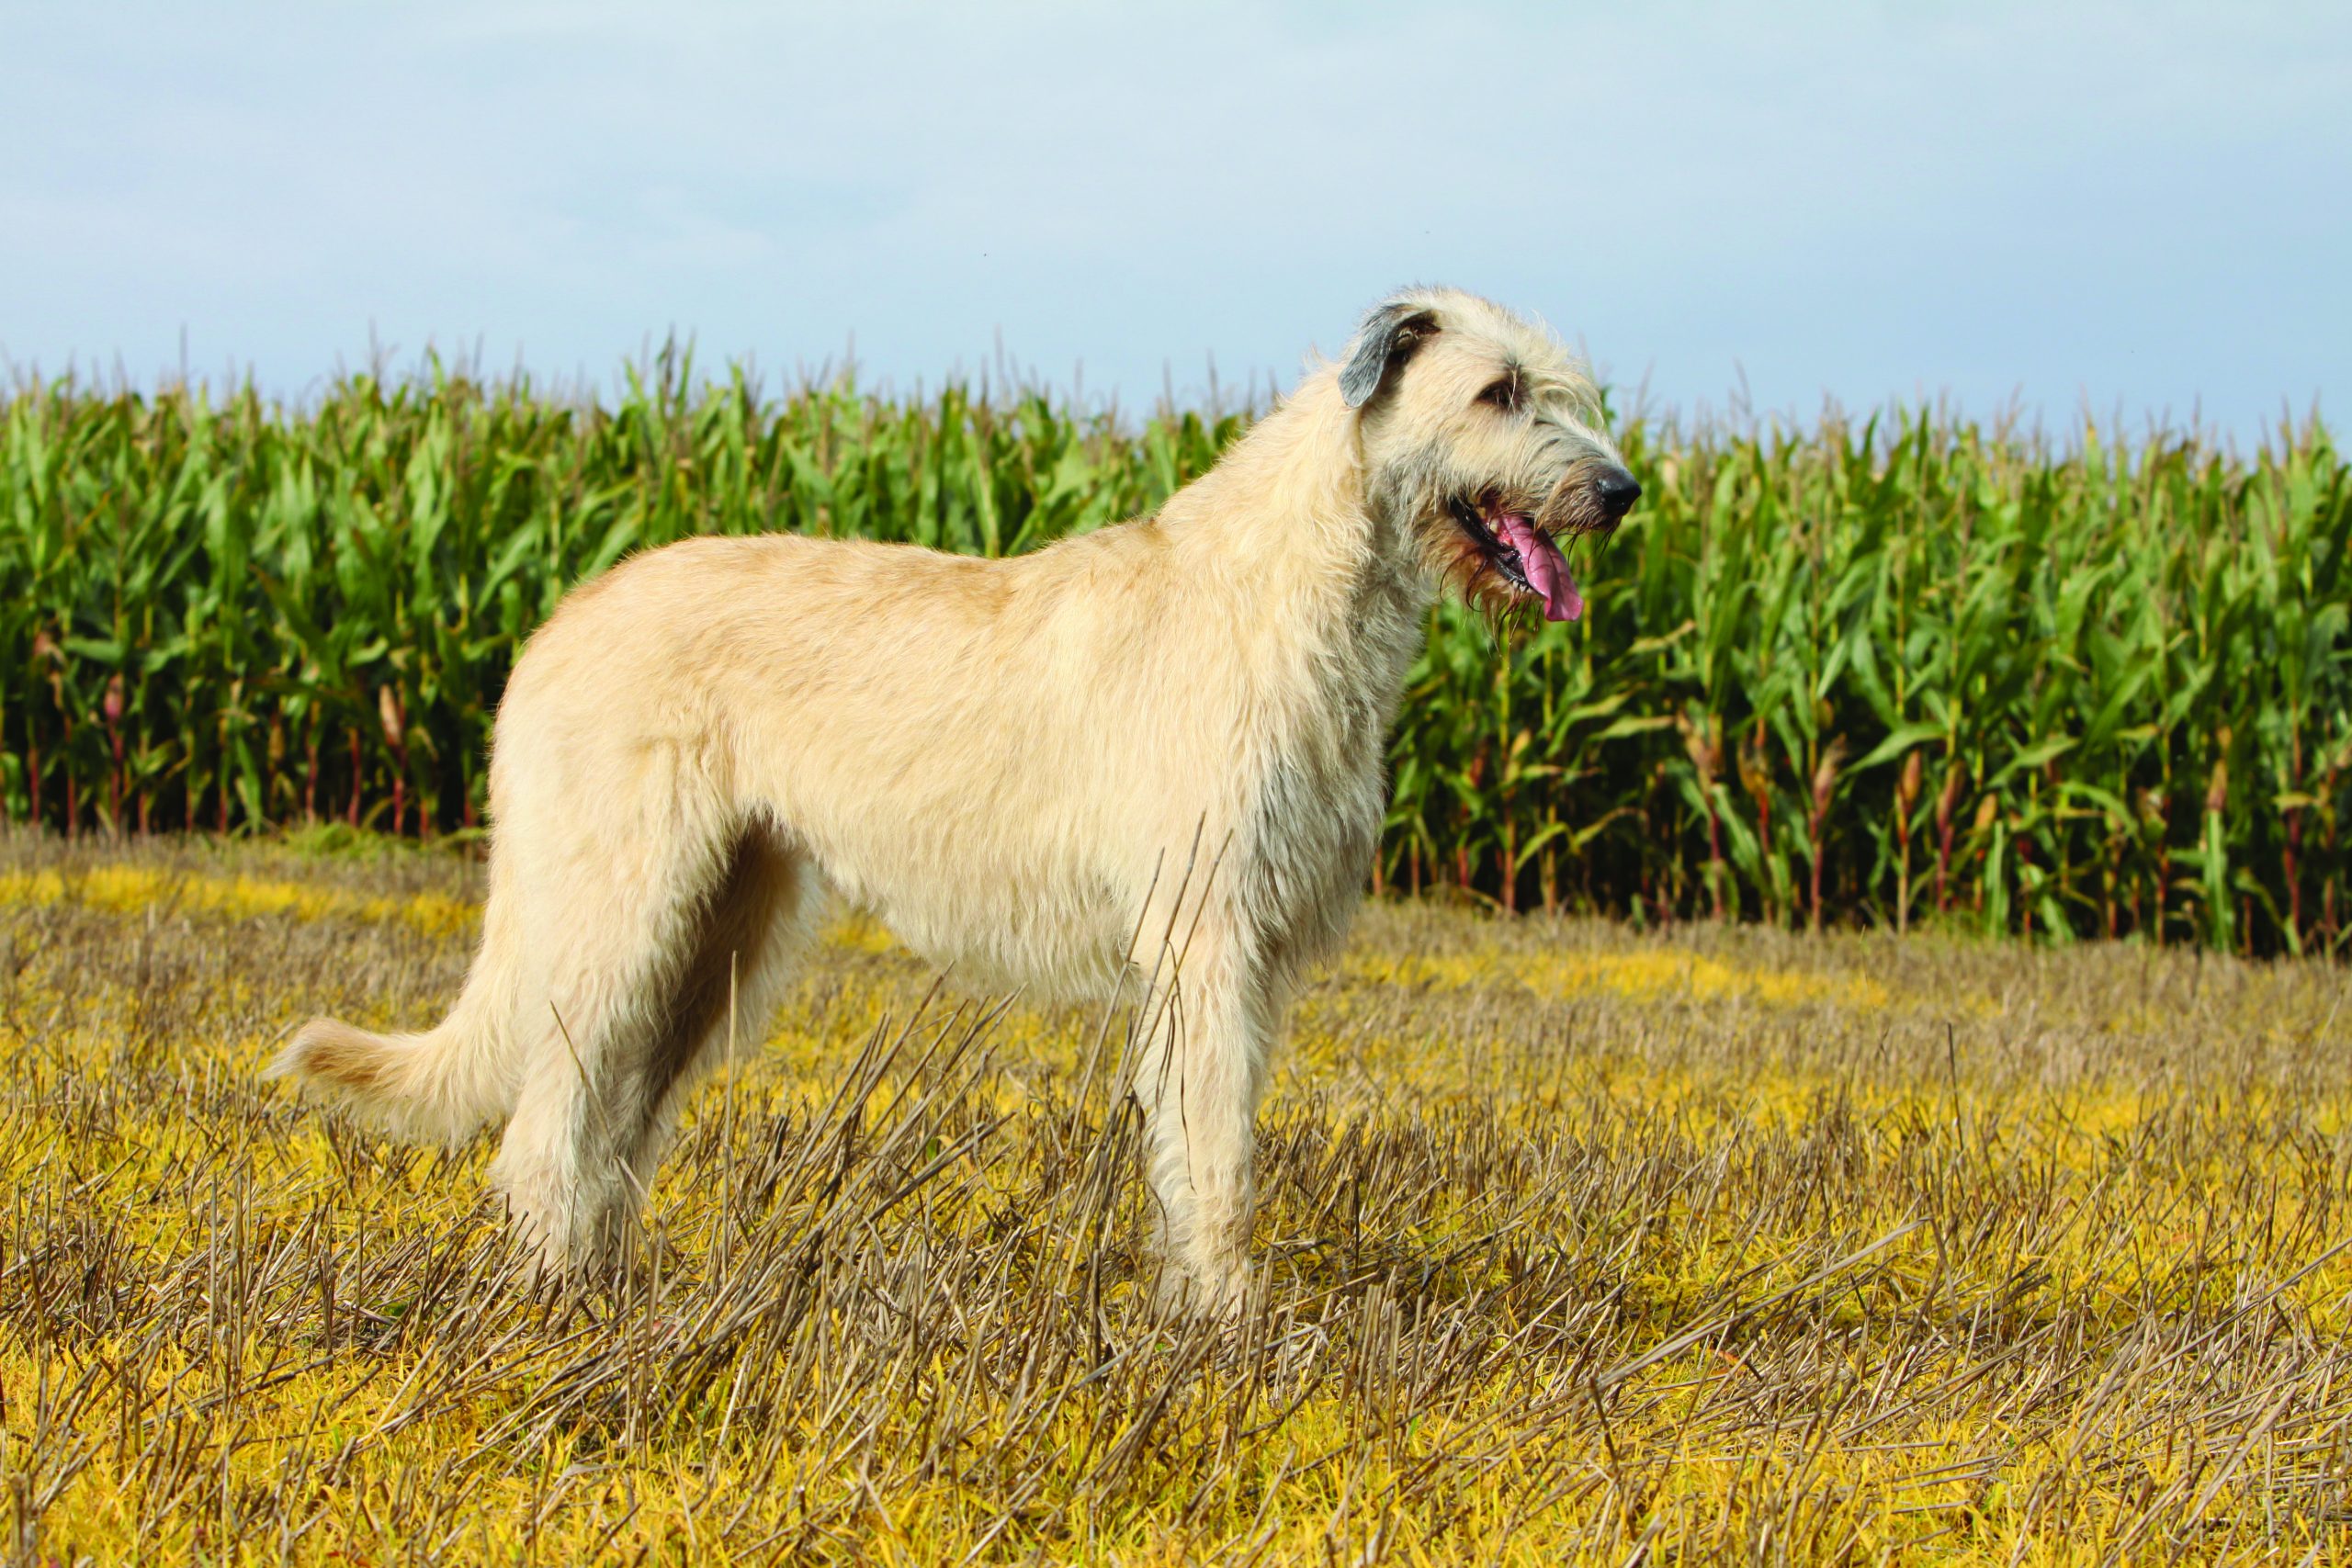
[1151,1258,1253,1324]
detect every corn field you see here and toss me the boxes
[3,359,2346,954]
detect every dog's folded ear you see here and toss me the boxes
[1340,301,1439,410]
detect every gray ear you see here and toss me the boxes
[1339,302,1438,410]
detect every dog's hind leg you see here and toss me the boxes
[616,824,821,1195]
[483,773,754,1278]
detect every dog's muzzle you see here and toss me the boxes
[1533,464,1644,541]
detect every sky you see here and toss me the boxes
[4,1,2346,438]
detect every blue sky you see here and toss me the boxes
[4,1,2345,437]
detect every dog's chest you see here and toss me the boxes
[1236,577,1422,969]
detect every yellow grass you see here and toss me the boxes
[0,862,477,939]
[2,837,2348,1564]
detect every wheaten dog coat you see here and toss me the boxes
[279,288,1640,1309]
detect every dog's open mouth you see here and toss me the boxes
[1450,498,1585,622]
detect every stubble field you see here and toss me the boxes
[2,834,2348,1563]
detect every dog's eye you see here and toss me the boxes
[1476,375,1520,412]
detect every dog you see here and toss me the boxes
[277,288,1641,1312]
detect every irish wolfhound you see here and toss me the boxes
[277,288,1640,1311]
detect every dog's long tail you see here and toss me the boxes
[271,973,517,1145]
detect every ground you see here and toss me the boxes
[1,833,2347,1564]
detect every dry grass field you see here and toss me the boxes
[2,833,2348,1564]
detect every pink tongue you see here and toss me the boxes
[1496,514,1584,622]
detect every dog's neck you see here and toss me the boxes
[1156,373,1429,617]
[1153,372,1432,729]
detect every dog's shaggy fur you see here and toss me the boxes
[277,288,1639,1309]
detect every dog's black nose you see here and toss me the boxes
[1597,468,1642,517]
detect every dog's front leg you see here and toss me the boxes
[1128,948,1274,1317]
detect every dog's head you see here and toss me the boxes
[1340,288,1637,623]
